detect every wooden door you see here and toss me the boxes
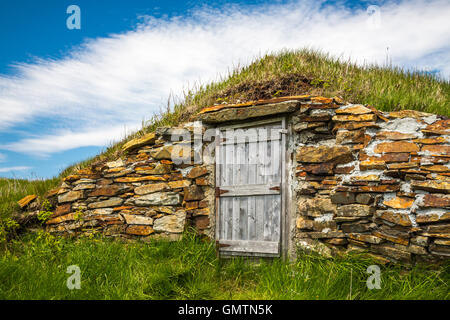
[215,119,286,257]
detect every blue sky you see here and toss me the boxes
[0,0,449,179]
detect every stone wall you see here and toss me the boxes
[44,123,215,241]
[290,99,449,264]
[18,94,449,264]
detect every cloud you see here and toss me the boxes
[0,0,449,155]
[0,153,5,162]
[0,166,31,173]
[2,124,140,156]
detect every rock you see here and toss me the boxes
[375,131,417,140]
[374,141,419,153]
[193,215,210,230]
[383,197,414,209]
[336,204,373,217]
[125,225,154,236]
[106,159,125,168]
[88,198,124,209]
[197,101,299,123]
[388,110,434,119]
[336,130,369,144]
[17,195,37,208]
[421,119,450,135]
[413,137,447,144]
[135,163,172,175]
[332,114,377,122]
[121,214,153,225]
[183,185,204,201]
[296,146,353,164]
[153,211,186,233]
[296,217,314,230]
[52,204,71,218]
[336,105,372,114]
[348,233,383,244]
[359,159,386,170]
[135,192,181,206]
[355,193,373,205]
[416,212,450,224]
[58,191,84,203]
[411,181,450,193]
[89,185,131,197]
[421,194,450,208]
[122,133,156,152]
[411,236,429,247]
[46,213,76,225]
[114,176,167,183]
[150,145,191,161]
[134,183,169,195]
[372,244,411,263]
[186,166,209,179]
[168,180,191,189]
[421,145,450,156]
[331,192,355,204]
[296,238,332,258]
[376,210,412,226]
[303,163,335,175]
[298,197,336,217]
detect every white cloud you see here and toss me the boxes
[0,166,31,173]
[0,153,5,162]
[0,0,449,155]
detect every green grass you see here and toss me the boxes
[0,231,448,300]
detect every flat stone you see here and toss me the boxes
[134,183,169,195]
[420,165,450,173]
[51,204,71,218]
[421,145,450,156]
[114,176,167,183]
[387,162,418,170]
[125,225,154,236]
[197,101,299,123]
[332,114,377,122]
[359,159,386,170]
[88,198,124,209]
[296,146,353,164]
[348,233,383,244]
[303,163,335,175]
[336,204,374,217]
[383,197,414,209]
[184,185,204,201]
[331,192,355,204]
[411,180,450,193]
[298,197,336,217]
[416,212,450,224]
[374,141,419,153]
[373,231,409,246]
[376,131,417,140]
[122,133,156,153]
[150,145,191,161]
[335,105,372,115]
[186,166,209,179]
[89,185,130,197]
[168,180,191,189]
[422,119,450,135]
[413,137,447,144]
[373,244,411,262]
[135,192,181,206]
[388,110,434,119]
[121,214,153,225]
[106,159,125,168]
[153,211,186,233]
[333,122,379,131]
[296,216,314,230]
[336,130,369,144]
[17,195,37,208]
[421,194,450,208]
[376,210,412,226]
[58,191,84,203]
[46,213,76,225]
[135,163,172,175]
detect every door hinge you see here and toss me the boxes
[216,240,231,248]
[215,187,229,197]
[269,186,281,191]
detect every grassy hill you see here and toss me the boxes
[1,48,449,229]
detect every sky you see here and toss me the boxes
[0,0,449,179]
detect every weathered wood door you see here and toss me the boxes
[215,119,286,257]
